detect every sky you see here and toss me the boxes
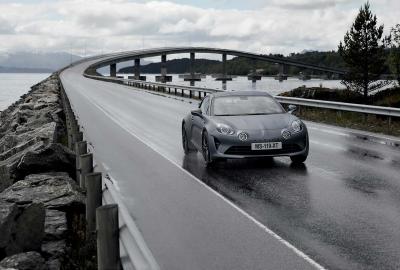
[0,0,398,56]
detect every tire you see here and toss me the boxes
[290,154,307,163]
[182,125,195,154]
[202,131,214,166]
[290,136,309,163]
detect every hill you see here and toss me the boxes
[0,52,82,72]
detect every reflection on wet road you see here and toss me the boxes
[182,128,400,270]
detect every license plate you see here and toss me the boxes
[251,142,282,150]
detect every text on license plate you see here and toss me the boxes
[251,142,282,150]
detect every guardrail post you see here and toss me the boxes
[86,172,102,232]
[189,90,192,98]
[97,204,120,270]
[388,116,392,132]
[181,89,184,97]
[79,153,93,188]
[198,91,201,99]
[71,129,82,150]
[75,141,87,181]
[175,88,177,95]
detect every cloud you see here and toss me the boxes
[0,0,398,56]
[268,0,348,10]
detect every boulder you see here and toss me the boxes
[0,201,18,250]
[45,258,61,270]
[0,172,84,212]
[0,141,74,193]
[0,166,12,192]
[44,210,67,241]
[5,203,45,256]
[41,240,66,261]
[0,202,45,258]
[0,252,46,270]
[15,143,75,180]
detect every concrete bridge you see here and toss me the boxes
[87,47,346,83]
[60,48,400,270]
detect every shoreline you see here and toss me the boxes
[0,74,93,269]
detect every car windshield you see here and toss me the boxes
[212,95,284,116]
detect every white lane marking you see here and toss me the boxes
[307,126,349,137]
[310,140,347,151]
[81,92,326,270]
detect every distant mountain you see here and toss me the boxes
[0,52,82,72]
[0,66,53,73]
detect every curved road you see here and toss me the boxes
[61,58,400,270]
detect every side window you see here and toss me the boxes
[206,97,211,115]
[200,97,210,115]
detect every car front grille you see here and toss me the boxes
[224,144,302,156]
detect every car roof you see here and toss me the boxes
[211,91,274,98]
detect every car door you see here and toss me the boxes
[191,96,210,148]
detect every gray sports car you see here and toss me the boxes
[182,91,309,165]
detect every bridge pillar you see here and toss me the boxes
[275,64,288,81]
[110,63,116,77]
[183,52,201,85]
[222,53,227,79]
[130,58,146,81]
[215,53,233,82]
[156,54,172,83]
[247,58,261,83]
[190,52,195,78]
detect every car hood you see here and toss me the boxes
[213,113,295,130]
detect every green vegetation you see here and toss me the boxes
[293,106,400,136]
[390,24,400,86]
[281,86,400,136]
[338,2,390,102]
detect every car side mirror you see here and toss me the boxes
[288,105,297,114]
[191,109,202,117]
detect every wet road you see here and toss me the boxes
[61,61,400,270]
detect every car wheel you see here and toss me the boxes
[182,125,195,154]
[290,137,309,163]
[202,131,214,166]
[290,154,307,163]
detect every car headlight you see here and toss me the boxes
[291,120,302,133]
[216,123,235,135]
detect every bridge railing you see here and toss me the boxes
[84,74,400,120]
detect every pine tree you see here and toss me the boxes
[390,24,400,86]
[338,2,390,102]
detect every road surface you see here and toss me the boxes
[61,60,400,270]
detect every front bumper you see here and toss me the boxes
[208,128,308,159]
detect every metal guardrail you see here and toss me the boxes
[85,74,400,118]
[102,176,160,270]
[275,96,400,117]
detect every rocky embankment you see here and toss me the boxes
[0,74,85,270]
